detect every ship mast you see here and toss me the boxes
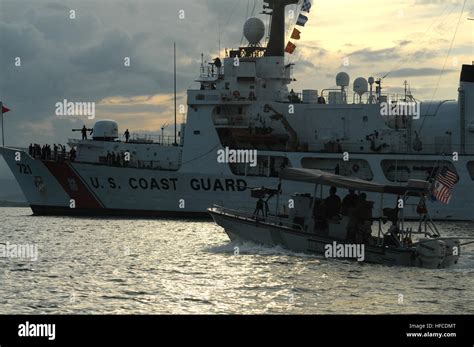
[264,0,299,57]
[174,42,177,145]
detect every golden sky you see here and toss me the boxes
[96,0,473,134]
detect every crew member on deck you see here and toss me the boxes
[324,186,341,219]
[53,144,58,161]
[81,125,88,140]
[69,147,77,162]
[254,198,265,217]
[341,189,359,216]
[124,129,130,143]
[347,193,373,243]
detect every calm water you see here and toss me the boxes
[0,207,473,314]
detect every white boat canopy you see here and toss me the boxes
[280,168,431,196]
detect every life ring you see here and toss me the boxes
[233,90,240,98]
[352,164,360,173]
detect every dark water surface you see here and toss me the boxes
[0,208,472,314]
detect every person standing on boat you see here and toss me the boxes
[324,186,341,219]
[347,193,373,243]
[341,189,359,216]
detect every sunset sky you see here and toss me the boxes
[0,0,472,178]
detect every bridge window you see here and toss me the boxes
[381,160,457,183]
[301,157,373,181]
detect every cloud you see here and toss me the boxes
[349,47,402,62]
[378,67,457,77]
[24,6,101,44]
[0,0,471,180]
[0,0,220,147]
[396,40,412,46]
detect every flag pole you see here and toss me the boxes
[0,101,4,147]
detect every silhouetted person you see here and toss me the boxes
[53,144,58,161]
[383,196,401,226]
[69,147,77,162]
[46,144,51,160]
[347,193,373,243]
[81,125,88,140]
[342,189,359,216]
[254,198,265,217]
[324,186,341,219]
[124,129,130,143]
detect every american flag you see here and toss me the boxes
[301,0,312,12]
[432,167,459,204]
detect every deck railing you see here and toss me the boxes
[212,205,304,232]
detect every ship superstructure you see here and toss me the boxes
[1,0,474,219]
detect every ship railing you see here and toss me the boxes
[213,115,249,127]
[305,142,474,155]
[303,141,410,154]
[279,92,415,105]
[29,153,70,162]
[402,143,474,156]
[212,205,304,231]
[67,157,181,171]
[189,89,257,104]
[68,136,182,146]
[130,134,181,146]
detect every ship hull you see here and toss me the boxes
[29,205,209,218]
[1,146,473,220]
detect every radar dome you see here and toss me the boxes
[353,77,368,95]
[368,76,375,85]
[336,72,350,87]
[243,17,265,45]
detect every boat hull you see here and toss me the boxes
[208,209,459,268]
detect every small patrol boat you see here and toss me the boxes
[208,168,474,268]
